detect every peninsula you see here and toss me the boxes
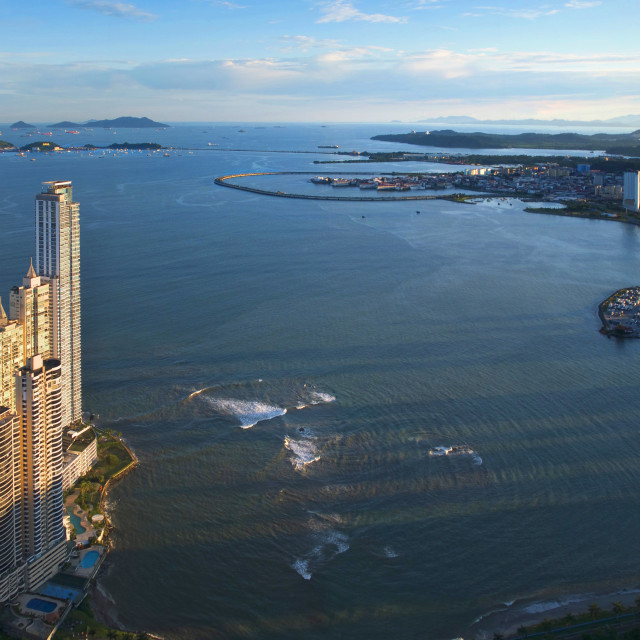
[371,129,640,156]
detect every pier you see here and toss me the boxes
[214,171,480,202]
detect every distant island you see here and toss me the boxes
[1,140,163,152]
[50,116,169,128]
[10,121,35,129]
[371,129,640,155]
[419,114,640,128]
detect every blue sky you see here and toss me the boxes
[1,0,639,122]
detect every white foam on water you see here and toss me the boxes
[294,389,336,411]
[383,546,399,558]
[292,515,350,580]
[310,391,336,404]
[284,436,320,471]
[428,444,482,465]
[292,558,312,580]
[204,397,286,428]
[429,446,452,456]
[524,601,562,614]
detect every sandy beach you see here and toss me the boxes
[469,587,640,639]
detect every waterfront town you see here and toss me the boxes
[310,162,638,210]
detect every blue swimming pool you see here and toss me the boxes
[66,508,85,534]
[26,598,56,613]
[79,550,99,569]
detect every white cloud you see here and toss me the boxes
[279,35,342,52]
[466,5,560,19]
[410,0,449,9]
[565,1,601,7]
[69,0,157,21]
[2,43,638,122]
[316,1,407,23]
[214,1,246,8]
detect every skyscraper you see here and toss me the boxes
[9,261,51,363]
[0,298,24,412]
[0,407,22,600]
[15,356,66,590]
[35,181,81,427]
[0,356,67,600]
[623,171,640,212]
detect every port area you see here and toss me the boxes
[598,287,640,337]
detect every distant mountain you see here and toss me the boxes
[420,115,640,128]
[50,121,85,128]
[11,121,35,129]
[371,129,640,155]
[83,116,168,128]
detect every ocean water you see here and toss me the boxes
[2,124,640,639]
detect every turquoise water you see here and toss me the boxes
[79,550,99,569]
[2,124,640,639]
[66,508,86,534]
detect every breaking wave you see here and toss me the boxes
[202,397,286,429]
[429,445,483,465]
[292,513,350,580]
[284,435,320,471]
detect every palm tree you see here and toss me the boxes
[612,601,624,618]
[588,602,600,618]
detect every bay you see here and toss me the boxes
[1,124,640,639]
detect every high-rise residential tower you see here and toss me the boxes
[623,171,640,212]
[35,181,81,427]
[0,407,22,600]
[0,299,24,412]
[9,261,51,363]
[15,355,66,590]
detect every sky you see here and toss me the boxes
[1,0,639,123]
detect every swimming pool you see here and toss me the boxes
[79,550,99,569]
[66,508,86,534]
[26,598,56,613]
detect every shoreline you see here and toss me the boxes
[85,430,140,635]
[470,586,640,639]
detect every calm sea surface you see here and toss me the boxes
[1,124,640,639]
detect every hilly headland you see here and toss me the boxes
[371,129,640,156]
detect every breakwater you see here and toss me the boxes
[214,171,477,202]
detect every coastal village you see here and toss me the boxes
[310,161,627,207]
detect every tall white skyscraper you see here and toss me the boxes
[35,181,81,427]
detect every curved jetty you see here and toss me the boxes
[214,171,477,202]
